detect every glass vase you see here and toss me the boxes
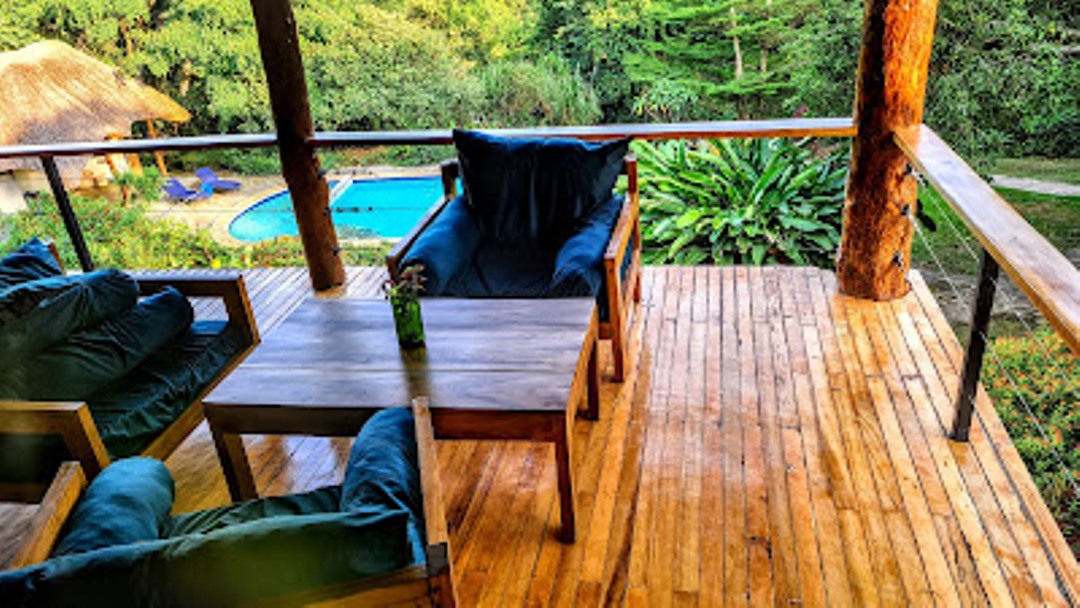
[390,294,425,349]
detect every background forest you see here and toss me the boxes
[0,0,1075,169]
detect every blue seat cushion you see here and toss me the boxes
[53,458,174,557]
[0,239,62,290]
[453,129,629,245]
[0,510,413,608]
[24,288,193,401]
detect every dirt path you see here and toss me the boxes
[991,175,1080,197]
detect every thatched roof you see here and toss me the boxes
[0,40,189,177]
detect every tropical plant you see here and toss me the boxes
[634,137,847,266]
[112,168,164,204]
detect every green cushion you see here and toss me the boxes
[0,271,138,367]
[91,321,244,458]
[0,321,243,484]
[0,510,413,608]
[24,287,193,401]
[0,239,62,290]
[53,458,174,557]
[167,486,341,538]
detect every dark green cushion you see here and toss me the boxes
[0,271,138,367]
[0,321,243,484]
[24,287,193,401]
[0,510,412,608]
[53,458,174,557]
[91,320,244,458]
[453,129,629,245]
[0,239,62,290]
[167,487,341,538]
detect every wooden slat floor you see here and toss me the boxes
[2,265,1077,606]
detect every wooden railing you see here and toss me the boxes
[0,118,855,273]
[894,125,1080,441]
[2,119,1074,447]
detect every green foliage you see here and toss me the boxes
[635,138,847,266]
[477,55,601,127]
[112,168,164,203]
[0,194,390,270]
[985,330,1079,555]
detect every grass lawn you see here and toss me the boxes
[993,157,1080,185]
[912,185,1080,277]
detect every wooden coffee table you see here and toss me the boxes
[203,297,599,542]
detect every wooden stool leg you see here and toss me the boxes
[212,428,258,501]
[585,336,600,420]
[554,418,576,543]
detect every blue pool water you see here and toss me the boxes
[229,177,444,242]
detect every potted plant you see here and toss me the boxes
[383,264,426,348]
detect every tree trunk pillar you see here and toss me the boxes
[837,0,940,300]
[249,0,344,291]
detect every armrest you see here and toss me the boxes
[131,272,259,347]
[605,156,639,266]
[397,197,481,295]
[411,397,456,605]
[386,160,461,283]
[386,195,455,284]
[0,401,109,481]
[7,462,86,569]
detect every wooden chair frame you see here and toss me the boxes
[386,157,642,381]
[7,399,457,608]
[0,272,259,502]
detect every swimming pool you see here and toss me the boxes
[229,176,444,242]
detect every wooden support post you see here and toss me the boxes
[249,0,344,291]
[145,120,169,176]
[41,156,94,272]
[951,249,998,442]
[837,0,940,300]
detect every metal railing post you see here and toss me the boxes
[950,248,999,441]
[40,156,94,272]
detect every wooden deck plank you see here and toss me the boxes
[1,265,1074,608]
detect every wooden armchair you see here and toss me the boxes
[3,399,456,607]
[387,156,642,381]
[0,271,259,502]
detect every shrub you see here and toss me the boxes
[985,329,1079,556]
[0,194,390,270]
[634,138,847,266]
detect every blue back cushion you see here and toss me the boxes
[341,407,425,562]
[53,458,175,557]
[23,287,194,400]
[0,238,62,290]
[453,129,629,245]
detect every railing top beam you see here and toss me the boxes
[310,118,857,147]
[895,124,1080,354]
[0,118,855,160]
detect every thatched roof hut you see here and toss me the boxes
[0,40,189,179]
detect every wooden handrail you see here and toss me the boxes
[0,118,855,161]
[311,118,856,147]
[895,125,1080,354]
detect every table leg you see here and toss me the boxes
[211,427,258,501]
[586,335,600,420]
[554,415,576,543]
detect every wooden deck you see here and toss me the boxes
[2,265,1077,606]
